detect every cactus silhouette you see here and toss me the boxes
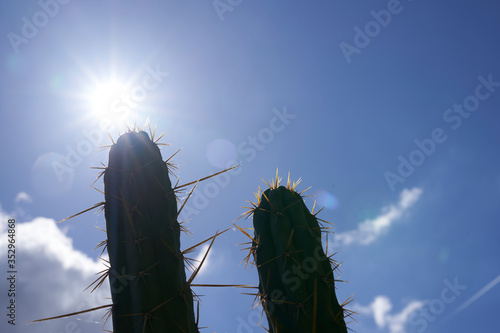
[104,130,197,332]
[237,171,350,332]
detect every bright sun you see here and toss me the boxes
[87,80,132,123]
[78,64,154,130]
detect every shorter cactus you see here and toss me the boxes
[237,171,350,333]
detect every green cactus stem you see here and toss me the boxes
[32,127,244,332]
[104,130,197,333]
[241,171,349,333]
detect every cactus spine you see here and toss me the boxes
[247,172,348,333]
[104,131,197,333]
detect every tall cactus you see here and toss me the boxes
[104,130,197,333]
[243,172,349,333]
[33,127,242,331]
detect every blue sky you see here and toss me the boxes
[1,0,500,332]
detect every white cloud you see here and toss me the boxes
[353,296,424,333]
[15,192,33,204]
[332,187,423,246]
[0,215,111,333]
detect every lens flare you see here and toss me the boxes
[206,138,237,169]
[313,190,339,210]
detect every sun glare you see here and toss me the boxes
[76,63,159,131]
[87,80,132,123]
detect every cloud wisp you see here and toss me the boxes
[332,187,423,246]
[14,192,33,204]
[353,296,424,333]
